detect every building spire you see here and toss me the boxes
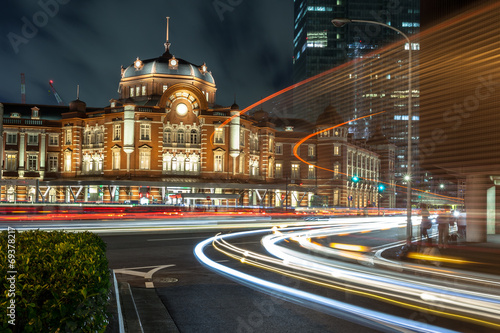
[164,16,171,52]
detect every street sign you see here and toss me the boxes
[206,196,210,200]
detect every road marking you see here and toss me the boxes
[147,236,208,241]
[114,264,176,288]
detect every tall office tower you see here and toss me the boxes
[292,0,420,206]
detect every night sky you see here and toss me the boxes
[0,0,293,109]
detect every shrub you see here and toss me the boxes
[1,230,110,332]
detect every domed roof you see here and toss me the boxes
[122,51,215,85]
[316,105,343,127]
[231,102,239,110]
[69,99,86,112]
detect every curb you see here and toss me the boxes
[110,270,180,333]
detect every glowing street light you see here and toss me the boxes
[332,18,413,245]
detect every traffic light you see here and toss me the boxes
[378,184,385,192]
[351,176,360,183]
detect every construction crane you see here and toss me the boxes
[21,73,26,104]
[48,80,64,105]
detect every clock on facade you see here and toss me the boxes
[176,103,188,116]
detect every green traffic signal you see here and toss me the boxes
[351,176,359,183]
[378,184,385,192]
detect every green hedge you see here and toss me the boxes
[1,230,110,332]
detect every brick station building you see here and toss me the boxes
[0,33,394,209]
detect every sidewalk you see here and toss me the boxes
[395,234,500,275]
[106,273,179,333]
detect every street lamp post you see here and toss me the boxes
[332,18,413,245]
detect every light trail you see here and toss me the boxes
[195,222,500,331]
[194,227,459,333]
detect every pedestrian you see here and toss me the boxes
[437,206,452,249]
[420,204,431,240]
[457,210,466,240]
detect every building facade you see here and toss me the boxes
[0,32,393,208]
[292,0,419,208]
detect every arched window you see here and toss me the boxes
[190,129,198,144]
[177,129,185,144]
[172,157,178,171]
[164,128,172,144]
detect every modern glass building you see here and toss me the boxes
[292,0,420,207]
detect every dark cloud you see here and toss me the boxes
[0,0,293,109]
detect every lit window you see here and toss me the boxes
[136,86,140,97]
[214,128,224,144]
[308,165,315,179]
[214,154,224,172]
[113,124,121,141]
[250,159,259,176]
[291,163,300,179]
[140,124,150,141]
[6,154,17,171]
[64,152,71,172]
[275,162,283,178]
[334,145,341,156]
[334,163,340,177]
[130,87,134,97]
[113,151,120,170]
[65,129,72,145]
[239,155,245,173]
[142,85,147,96]
[306,31,328,48]
[139,151,150,170]
[268,160,274,178]
[163,85,168,92]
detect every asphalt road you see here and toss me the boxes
[102,223,500,333]
[103,230,383,333]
